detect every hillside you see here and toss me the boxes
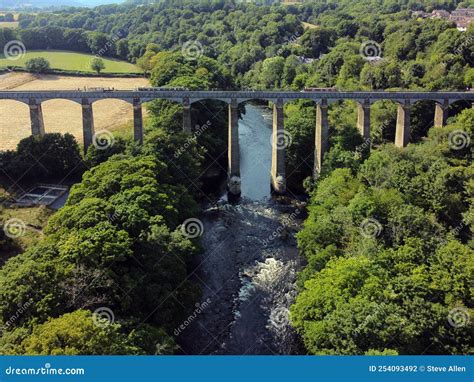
[0,50,142,73]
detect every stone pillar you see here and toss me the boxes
[314,99,329,177]
[271,99,286,194]
[183,97,192,133]
[133,98,143,144]
[357,100,371,141]
[82,98,95,154]
[395,101,411,148]
[228,99,241,196]
[29,98,45,137]
[434,100,449,128]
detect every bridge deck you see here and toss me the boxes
[0,90,472,104]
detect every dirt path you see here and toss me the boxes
[0,73,149,150]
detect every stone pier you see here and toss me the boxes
[228,99,241,196]
[28,98,45,137]
[183,98,192,133]
[82,99,95,153]
[434,100,449,128]
[395,101,411,148]
[1,88,472,193]
[357,100,371,141]
[314,99,329,176]
[271,99,286,194]
[133,98,143,144]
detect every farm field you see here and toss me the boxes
[0,21,19,28]
[301,21,319,29]
[0,11,20,28]
[0,50,142,73]
[0,72,150,150]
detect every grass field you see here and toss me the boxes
[301,21,319,29]
[0,21,19,28]
[0,11,19,28]
[0,50,142,74]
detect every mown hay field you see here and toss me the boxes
[0,72,150,150]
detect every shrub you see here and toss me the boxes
[25,58,51,73]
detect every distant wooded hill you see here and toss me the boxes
[0,0,125,9]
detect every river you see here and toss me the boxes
[179,104,305,355]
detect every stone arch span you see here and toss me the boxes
[0,99,30,151]
[91,98,136,134]
[409,99,437,142]
[40,98,83,144]
[446,99,472,124]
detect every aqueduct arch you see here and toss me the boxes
[0,99,30,150]
[41,98,82,143]
[0,89,472,196]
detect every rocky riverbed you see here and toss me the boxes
[179,198,305,355]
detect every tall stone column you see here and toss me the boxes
[314,99,329,177]
[395,101,411,148]
[133,98,143,144]
[357,100,371,141]
[82,98,95,154]
[271,99,286,194]
[29,98,45,137]
[183,97,192,133]
[434,100,449,128]
[228,99,241,196]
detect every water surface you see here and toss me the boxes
[238,104,272,201]
[179,104,303,355]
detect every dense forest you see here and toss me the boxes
[0,0,472,90]
[0,0,473,355]
[293,109,473,354]
[0,51,231,354]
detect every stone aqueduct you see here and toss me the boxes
[0,89,473,194]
